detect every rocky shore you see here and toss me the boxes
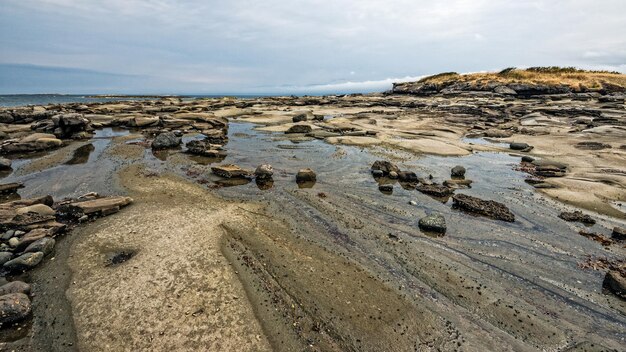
[0,70,625,351]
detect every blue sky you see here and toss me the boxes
[1,0,625,94]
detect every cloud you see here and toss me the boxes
[262,76,426,94]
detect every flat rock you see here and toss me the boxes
[416,184,454,197]
[452,194,515,222]
[211,164,251,178]
[558,211,596,224]
[0,293,31,325]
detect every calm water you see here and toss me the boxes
[0,94,271,107]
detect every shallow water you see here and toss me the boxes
[3,120,626,349]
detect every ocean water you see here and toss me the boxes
[0,94,271,107]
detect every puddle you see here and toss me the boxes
[462,137,509,148]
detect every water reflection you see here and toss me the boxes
[256,178,274,190]
[65,143,95,165]
[296,180,316,189]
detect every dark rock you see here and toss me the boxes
[292,113,309,123]
[378,184,393,193]
[418,214,446,234]
[371,170,384,178]
[0,293,31,325]
[521,156,535,163]
[0,252,12,266]
[286,124,312,134]
[371,160,400,175]
[254,164,274,179]
[23,237,55,256]
[451,165,466,178]
[3,252,44,272]
[416,184,454,197]
[0,281,31,296]
[603,270,626,299]
[558,211,596,224]
[296,168,316,182]
[398,171,418,183]
[452,194,515,222]
[0,183,24,195]
[575,141,611,150]
[151,132,181,149]
[185,139,224,157]
[510,142,533,151]
[0,158,11,170]
[611,226,626,241]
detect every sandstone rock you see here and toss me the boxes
[558,211,596,224]
[418,214,446,234]
[16,204,55,216]
[55,196,133,220]
[416,184,454,197]
[451,165,466,178]
[603,270,626,299]
[3,252,44,272]
[575,141,611,150]
[211,164,251,178]
[151,132,181,149]
[254,164,274,179]
[371,160,400,175]
[452,194,515,222]
[0,293,31,325]
[24,237,55,256]
[286,124,313,134]
[0,281,31,296]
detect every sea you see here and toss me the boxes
[0,94,267,107]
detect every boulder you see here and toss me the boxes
[254,164,274,179]
[292,112,311,123]
[603,270,626,299]
[3,252,44,272]
[296,168,317,183]
[371,160,400,175]
[24,237,55,256]
[151,132,181,149]
[398,171,418,183]
[0,293,31,325]
[451,165,466,178]
[16,204,55,216]
[452,194,515,222]
[558,211,596,225]
[0,252,12,266]
[0,281,31,296]
[418,214,447,234]
[211,164,251,178]
[286,124,313,134]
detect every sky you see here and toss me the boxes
[0,0,625,94]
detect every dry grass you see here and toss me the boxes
[418,67,626,90]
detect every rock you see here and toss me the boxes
[416,184,454,197]
[398,171,418,183]
[443,179,473,189]
[0,252,12,265]
[56,196,133,219]
[611,226,626,241]
[3,252,44,272]
[132,116,160,127]
[451,165,466,178]
[452,194,515,222]
[575,141,611,150]
[254,164,274,179]
[211,164,251,178]
[510,142,533,151]
[409,200,417,206]
[378,184,393,193]
[24,237,55,256]
[0,183,24,195]
[0,281,31,295]
[185,139,225,157]
[418,214,446,234]
[16,204,55,216]
[296,168,317,183]
[521,156,535,163]
[286,124,313,134]
[371,170,384,178]
[0,293,31,325]
[8,238,18,248]
[558,211,596,224]
[0,158,11,170]
[371,160,400,175]
[388,171,398,179]
[603,270,626,299]
[292,112,311,123]
[151,132,181,149]
[494,86,517,95]
[1,231,13,241]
